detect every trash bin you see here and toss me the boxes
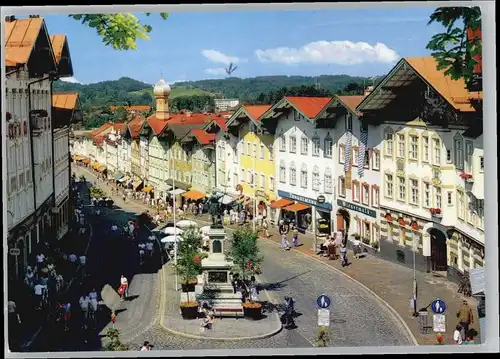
[418,309,432,334]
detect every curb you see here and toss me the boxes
[261,237,420,346]
[158,264,283,342]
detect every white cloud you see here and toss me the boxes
[201,49,244,65]
[60,76,83,84]
[255,40,400,66]
[204,68,227,76]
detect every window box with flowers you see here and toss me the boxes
[429,208,443,219]
[460,172,474,183]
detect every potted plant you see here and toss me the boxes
[229,228,264,319]
[104,328,130,351]
[314,327,331,347]
[429,208,443,218]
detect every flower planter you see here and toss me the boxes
[465,178,474,184]
[243,304,262,320]
[180,304,199,320]
[431,213,443,219]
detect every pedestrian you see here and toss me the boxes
[111,311,117,328]
[453,324,463,344]
[456,299,474,341]
[79,254,87,276]
[119,274,129,300]
[140,341,153,351]
[79,294,90,324]
[263,219,270,238]
[34,282,45,310]
[340,244,349,267]
[25,266,35,289]
[281,234,290,251]
[352,235,361,259]
[145,241,154,258]
[292,226,299,247]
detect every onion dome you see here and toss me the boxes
[153,78,171,97]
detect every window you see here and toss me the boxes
[240,169,245,182]
[253,144,257,158]
[454,136,464,169]
[248,171,254,185]
[301,136,308,155]
[434,186,442,208]
[294,111,300,121]
[363,150,370,168]
[339,144,345,164]
[465,142,473,173]
[290,136,297,153]
[324,169,332,193]
[312,167,320,191]
[300,165,308,188]
[324,134,332,158]
[409,135,418,160]
[410,179,419,205]
[353,181,360,202]
[362,184,370,205]
[233,173,238,187]
[254,173,259,188]
[290,163,296,185]
[423,182,431,207]
[279,133,286,151]
[279,161,286,183]
[269,177,275,191]
[372,186,379,208]
[385,129,394,156]
[433,138,441,165]
[268,146,274,161]
[397,177,406,202]
[338,176,346,197]
[312,134,320,156]
[345,113,353,131]
[363,222,371,242]
[457,191,465,219]
[397,134,405,158]
[446,149,452,163]
[385,174,393,198]
[260,174,265,189]
[477,200,484,229]
[479,156,484,172]
[260,144,265,159]
[352,147,359,167]
[447,191,453,205]
[246,142,251,156]
[234,146,238,163]
[422,136,429,162]
[372,150,380,170]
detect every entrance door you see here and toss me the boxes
[336,214,344,231]
[430,230,447,271]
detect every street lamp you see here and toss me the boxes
[170,148,178,292]
[412,229,419,317]
[252,126,263,233]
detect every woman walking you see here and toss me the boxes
[291,226,299,247]
[281,234,290,251]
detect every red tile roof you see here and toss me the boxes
[146,114,169,135]
[336,95,366,115]
[243,105,272,123]
[191,129,216,145]
[110,105,151,112]
[89,122,113,137]
[285,97,332,119]
[127,117,144,139]
[112,122,127,134]
[93,135,104,146]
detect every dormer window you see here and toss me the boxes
[345,113,353,132]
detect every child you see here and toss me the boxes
[111,311,117,328]
[453,324,463,344]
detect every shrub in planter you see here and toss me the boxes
[229,228,263,282]
[314,327,331,347]
[361,237,370,245]
[104,328,130,351]
[180,301,199,319]
[242,300,263,320]
[176,227,203,310]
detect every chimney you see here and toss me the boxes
[364,85,374,97]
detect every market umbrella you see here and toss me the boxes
[160,235,182,243]
[175,220,197,229]
[163,227,183,235]
[199,226,211,235]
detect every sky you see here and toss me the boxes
[42,7,445,85]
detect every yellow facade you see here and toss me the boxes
[167,141,192,184]
[239,128,276,204]
[130,139,141,180]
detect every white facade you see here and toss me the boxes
[139,135,149,180]
[104,138,119,175]
[121,138,132,175]
[274,109,335,232]
[215,131,239,192]
[53,127,70,239]
[331,108,383,246]
[148,135,169,197]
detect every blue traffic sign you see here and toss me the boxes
[431,298,447,314]
[317,294,331,309]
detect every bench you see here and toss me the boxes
[213,307,244,319]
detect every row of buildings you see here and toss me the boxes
[5,16,82,281]
[71,60,484,280]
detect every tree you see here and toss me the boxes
[104,328,129,351]
[176,227,203,289]
[69,13,169,50]
[314,327,331,347]
[426,7,482,84]
[229,228,263,281]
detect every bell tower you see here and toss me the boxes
[153,78,171,120]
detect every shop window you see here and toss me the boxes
[363,222,371,243]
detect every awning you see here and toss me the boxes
[166,178,190,191]
[219,194,236,205]
[270,198,294,209]
[283,203,311,212]
[182,190,206,201]
[82,158,90,164]
[114,172,124,180]
[142,185,154,193]
[97,165,106,172]
[119,175,130,183]
[133,181,143,190]
[169,188,186,195]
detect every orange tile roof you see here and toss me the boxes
[127,117,145,139]
[5,17,44,65]
[89,122,113,137]
[146,114,169,135]
[49,34,66,65]
[110,105,151,112]
[284,97,332,119]
[243,105,272,123]
[405,57,478,112]
[112,122,127,134]
[93,135,104,146]
[52,92,79,110]
[336,95,366,115]
[191,129,216,145]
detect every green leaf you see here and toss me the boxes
[160,12,169,20]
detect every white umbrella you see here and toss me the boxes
[200,226,211,235]
[160,235,182,243]
[176,220,197,229]
[163,227,183,235]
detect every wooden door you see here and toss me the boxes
[431,232,447,271]
[336,214,344,231]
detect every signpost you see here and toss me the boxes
[433,314,446,333]
[431,298,447,314]
[316,294,331,327]
[316,294,331,309]
[9,248,20,256]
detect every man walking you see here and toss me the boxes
[457,300,474,341]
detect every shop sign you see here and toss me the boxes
[317,195,326,204]
[337,199,377,218]
[278,190,332,211]
[9,248,20,256]
[255,190,269,201]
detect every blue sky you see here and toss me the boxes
[42,7,444,85]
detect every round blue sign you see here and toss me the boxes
[317,294,331,309]
[431,298,447,314]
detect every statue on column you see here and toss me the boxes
[208,191,223,229]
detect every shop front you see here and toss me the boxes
[336,199,379,246]
[277,190,333,234]
[166,178,191,209]
[255,190,274,219]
